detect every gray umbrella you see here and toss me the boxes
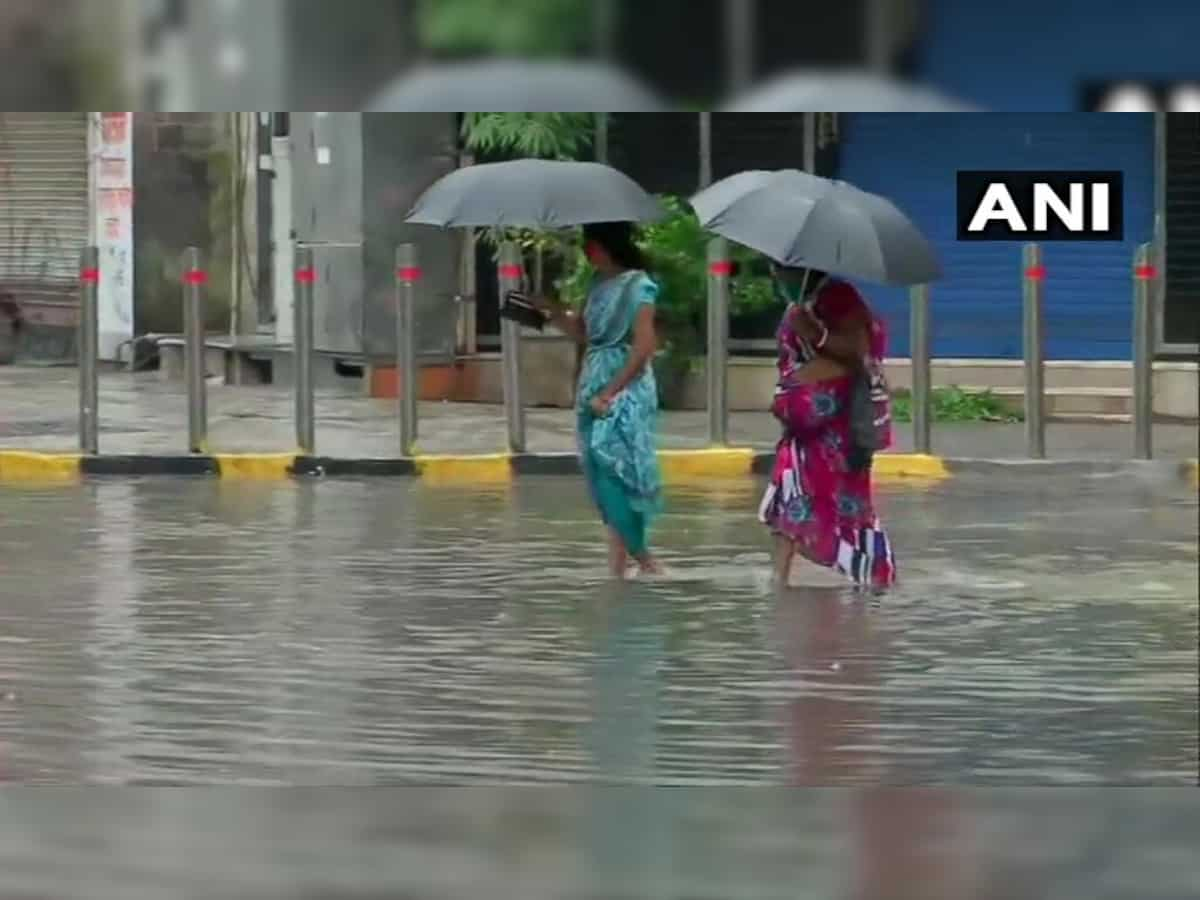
[720,69,980,112]
[690,169,941,285]
[366,60,665,112]
[406,159,664,229]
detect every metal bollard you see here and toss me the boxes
[182,246,208,454]
[909,283,932,455]
[1132,243,1156,460]
[294,246,316,455]
[396,244,420,456]
[498,241,526,453]
[1021,244,1046,459]
[706,238,731,446]
[78,246,100,454]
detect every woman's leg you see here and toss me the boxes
[774,535,796,584]
[597,475,661,576]
[607,528,629,577]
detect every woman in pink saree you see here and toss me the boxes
[758,265,897,590]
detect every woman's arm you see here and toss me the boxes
[597,305,656,401]
[536,297,585,344]
[791,305,870,369]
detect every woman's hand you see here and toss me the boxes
[791,304,827,345]
[590,390,615,417]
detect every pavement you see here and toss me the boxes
[0,367,1196,482]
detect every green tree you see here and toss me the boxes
[460,113,595,161]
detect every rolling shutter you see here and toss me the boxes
[0,113,89,304]
[835,113,1154,360]
[1164,113,1200,350]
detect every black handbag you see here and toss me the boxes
[847,362,891,473]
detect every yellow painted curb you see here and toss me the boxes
[214,453,298,480]
[1187,459,1199,490]
[658,447,756,482]
[415,453,514,486]
[0,451,82,483]
[873,453,951,481]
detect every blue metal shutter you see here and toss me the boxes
[834,113,1154,360]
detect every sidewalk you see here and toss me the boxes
[2,366,1198,460]
[1,366,1198,461]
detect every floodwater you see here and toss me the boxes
[1,472,1195,788]
[0,474,1197,897]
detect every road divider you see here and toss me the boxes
[414,453,513,486]
[0,451,82,483]
[214,453,298,480]
[0,449,1193,487]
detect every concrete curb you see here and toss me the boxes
[0,449,1195,488]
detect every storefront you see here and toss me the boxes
[0,112,89,359]
[834,113,1156,360]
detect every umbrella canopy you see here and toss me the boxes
[690,169,941,286]
[720,69,980,112]
[406,159,664,229]
[366,60,665,112]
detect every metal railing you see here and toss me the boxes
[70,242,1164,461]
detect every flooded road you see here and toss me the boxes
[1,473,1195,788]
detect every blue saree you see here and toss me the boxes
[576,270,663,557]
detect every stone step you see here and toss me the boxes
[960,386,1134,416]
[1050,412,1133,424]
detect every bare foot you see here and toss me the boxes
[635,555,663,577]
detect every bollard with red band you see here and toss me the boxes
[1132,243,1156,459]
[182,246,208,453]
[294,246,316,454]
[909,283,933,454]
[1021,243,1046,459]
[395,244,420,455]
[706,237,731,445]
[78,246,100,454]
[498,241,526,452]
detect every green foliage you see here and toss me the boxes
[555,197,777,356]
[418,0,592,57]
[545,197,780,406]
[461,112,595,161]
[890,386,1023,423]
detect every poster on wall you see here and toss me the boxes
[92,112,134,361]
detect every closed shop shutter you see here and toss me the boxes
[712,113,805,180]
[835,113,1155,360]
[0,112,89,306]
[608,113,701,197]
[1164,113,1200,350]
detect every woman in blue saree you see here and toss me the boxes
[536,222,663,578]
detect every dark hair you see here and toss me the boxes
[582,221,647,271]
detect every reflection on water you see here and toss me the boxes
[0,474,1196,788]
[0,788,1197,899]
